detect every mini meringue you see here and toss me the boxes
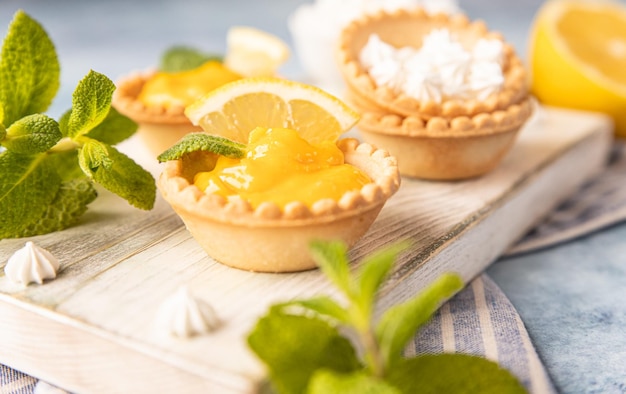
[4,242,60,285]
[155,286,220,338]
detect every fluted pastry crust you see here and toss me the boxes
[158,138,400,272]
[113,70,192,124]
[112,70,202,155]
[357,97,533,137]
[337,8,529,120]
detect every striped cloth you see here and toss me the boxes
[0,368,36,394]
[410,275,555,393]
[2,141,625,394]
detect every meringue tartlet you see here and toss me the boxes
[337,9,533,180]
[158,137,399,273]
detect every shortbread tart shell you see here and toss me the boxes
[158,138,400,272]
[112,70,202,155]
[337,8,529,120]
[357,98,534,180]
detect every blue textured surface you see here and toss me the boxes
[489,223,626,394]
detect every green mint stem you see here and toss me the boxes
[48,137,81,153]
[361,327,386,378]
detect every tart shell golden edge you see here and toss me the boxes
[356,96,534,138]
[337,8,529,120]
[112,70,203,155]
[158,138,400,272]
[356,98,534,180]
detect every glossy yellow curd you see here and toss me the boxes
[194,127,371,208]
[138,61,242,108]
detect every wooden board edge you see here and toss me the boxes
[0,294,259,394]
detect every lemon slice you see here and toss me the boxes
[224,26,290,77]
[529,0,626,136]
[185,77,360,144]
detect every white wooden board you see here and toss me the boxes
[0,107,614,393]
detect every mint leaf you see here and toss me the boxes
[3,114,61,154]
[286,297,350,324]
[85,107,137,145]
[157,133,246,162]
[248,306,361,394]
[0,151,61,239]
[376,273,463,368]
[160,46,222,73]
[354,241,410,317]
[0,11,59,126]
[66,70,115,138]
[78,138,112,172]
[308,370,400,394]
[78,140,155,210]
[386,355,527,394]
[14,178,97,237]
[309,240,351,295]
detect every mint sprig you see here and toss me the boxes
[247,241,527,393]
[157,132,246,162]
[0,11,155,239]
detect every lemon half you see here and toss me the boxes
[529,0,626,137]
[224,26,290,78]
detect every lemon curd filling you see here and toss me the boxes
[138,61,242,109]
[194,127,371,209]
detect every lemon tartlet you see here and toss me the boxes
[337,9,533,180]
[157,77,400,272]
[159,138,399,272]
[112,68,217,156]
[112,27,289,155]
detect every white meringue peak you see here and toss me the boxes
[288,0,460,85]
[359,29,505,103]
[4,242,60,286]
[155,286,220,338]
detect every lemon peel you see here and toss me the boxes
[184,77,360,144]
[224,26,290,77]
[529,0,626,137]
